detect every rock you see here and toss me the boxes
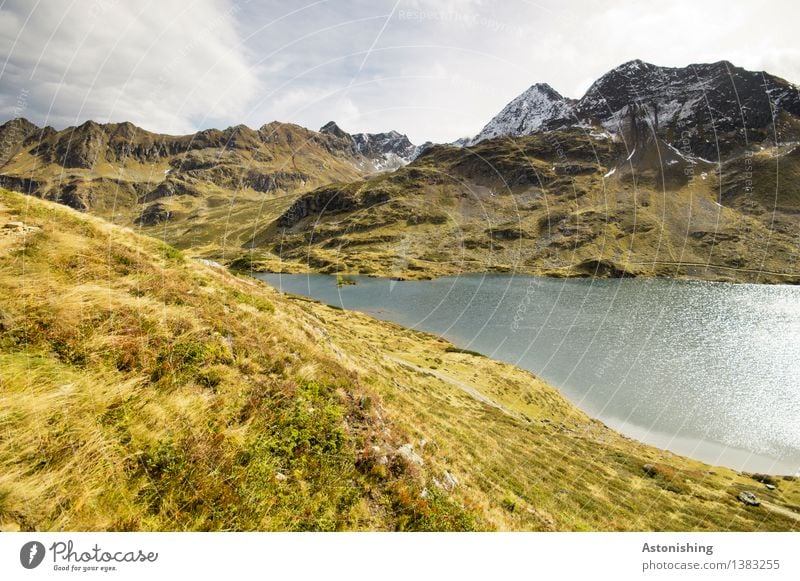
[368,445,389,466]
[420,488,429,499]
[396,443,423,466]
[275,472,287,482]
[135,203,173,226]
[738,491,760,506]
[196,258,223,269]
[642,464,658,477]
[433,471,459,492]
[576,258,632,278]
[276,185,390,228]
[441,471,459,491]
[765,483,776,490]
[3,221,24,230]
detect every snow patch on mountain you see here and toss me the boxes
[469,83,573,144]
[465,60,800,161]
[320,121,419,170]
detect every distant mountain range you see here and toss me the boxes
[0,118,418,247]
[470,59,800,158]
[319,121,421,170]
[255,60,800,283]
[1,59,799,282]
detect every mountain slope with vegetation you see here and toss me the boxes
[0,118,416,262]
[229,61,800,283]
[1,188,798,531]
[2,60,799,285]
[243,126,800,283]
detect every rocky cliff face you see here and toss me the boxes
[320,121,419,170]
[470,60,800,161]
[470,83,574,144]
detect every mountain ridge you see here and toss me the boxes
[470,59,800,161]
[0,117,415,252]
[2,59,800,283]
[319,121,420,170]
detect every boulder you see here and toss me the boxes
[441,471,459,491]
[738,491,760,506]
[396,443,423,466]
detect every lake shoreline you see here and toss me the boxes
[239,266,800,288]
[224,250,800,285]
[252,271,800,476]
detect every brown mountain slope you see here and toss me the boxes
[0,118,372,257]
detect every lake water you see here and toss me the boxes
[255,272,800,475]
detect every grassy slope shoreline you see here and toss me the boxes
[1,189,798,532]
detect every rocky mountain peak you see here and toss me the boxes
[470,82,573,144]
[319,121,419,170]
[319,121,349,139]
[0,118,40,165]
[468,59,800,159]
[0,117,39,135]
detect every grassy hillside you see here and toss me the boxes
[1,189,798,531]
[0,119,369,261]
[5,119,798,285]
[242,131,800,284]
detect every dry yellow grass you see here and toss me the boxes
[1,189,798,531]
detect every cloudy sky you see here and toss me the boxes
[1,0,799,143]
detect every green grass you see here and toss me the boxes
[444,347,486,357]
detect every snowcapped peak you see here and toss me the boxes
[318,121,418,170]
[470,82,572,144]
[525,82,562,98]
[616,59,648,70]
[464,59,800,159]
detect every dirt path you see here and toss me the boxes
[761,501,800,523]
[385,354,520,420]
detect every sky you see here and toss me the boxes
[1,0,799,144]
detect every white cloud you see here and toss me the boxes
[2,0,799,143]
[0,0,258,134]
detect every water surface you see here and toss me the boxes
[255,272,800,474]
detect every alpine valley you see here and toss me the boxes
[2,59,799,283]
[2,60,800,533]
